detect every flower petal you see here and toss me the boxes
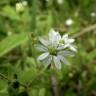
[69,45,77,52]
[39,38,49,46]
[42,55,52,66]
[62,34,68,40]
[58,55,70,65]
[62,34,74,44]
[38,52,49,61]
[69,38,75,43]
[49,29,61,44]
[58,50,74,57]
[56,32,61,42]
[53,56,61,69]
[57,45,66,50]
[35,44,48,52]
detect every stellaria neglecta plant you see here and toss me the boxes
[36,29,77,69]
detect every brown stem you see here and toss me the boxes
[73,24,96,38]
[50,75,60,96]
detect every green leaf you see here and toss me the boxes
[0,0,9,5]
[0,93,8,96]
[3,5,20,20]
[65,91,76,96]
[0,33,28,57]
[39,88,46,96]
[19,67,37,83]
[0,81,7,90]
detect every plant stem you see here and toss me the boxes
[0,73,27,88]
[73,24,96,38]
[50,64,60,96]
[0,73,11,81]
[50,75,60,96]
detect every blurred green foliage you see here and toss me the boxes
[0,0,96,96]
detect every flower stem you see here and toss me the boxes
[50,75,60,96]
[50,64,60,96]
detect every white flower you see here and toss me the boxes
[90,12,96,17]
[65,18,73,26]
[16,2,24,12]
[36,29,77,69]
[7,31,12,36]
[62,34,77,52]
[57,34,77,52]
[37,46,72,69]
[48,29,61,45]
[57,0,63,4]
[16,1,27,12]
[22,1,28,6]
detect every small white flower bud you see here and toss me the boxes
[90,12,96,17]
[57,0,63,4]
[7,31,12,36]
[68,73,73,78]
[22,1,28,6]
[16,3,24,12]
[65,18,73,26]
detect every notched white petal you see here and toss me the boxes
[69,38,75,43]
[56,32,61,42]
[58,55,70,65]
[42,55,52,66]
[62,34,75,44]
[69,45,77,52]
[39,38,49,46]
[53,56,61,69]
[35,44,48,52]
[58,51,74,57]
[49,29,61,44]
[38,52,49,61]
[57,45,66,50]
[62,34,68,40]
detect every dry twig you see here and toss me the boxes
[73,24,96,38]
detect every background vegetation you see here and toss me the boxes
[0,0,96,96]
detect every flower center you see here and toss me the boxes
[59,39,64,45]
[48,46,57,56]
